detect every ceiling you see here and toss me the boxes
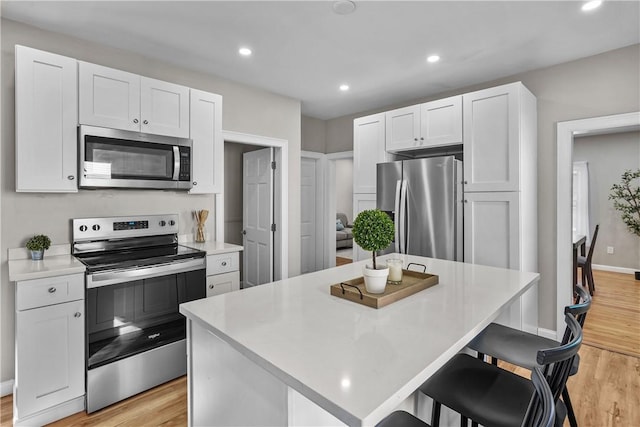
[3,1,639,120]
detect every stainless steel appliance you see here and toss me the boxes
[78,125,193,190]
[377,156,463,260]
[72,214,206,413]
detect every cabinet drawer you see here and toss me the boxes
[16,274,84,311]
[206,272,240,297]
[206,252,239,275]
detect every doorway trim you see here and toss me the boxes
[223,130,289,280]
[555,111,640,339]
[301,151,326,273]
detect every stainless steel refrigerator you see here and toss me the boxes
[376,156,463,261]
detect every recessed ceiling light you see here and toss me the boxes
[339,84,350,91]
[582,1,602,12]
[333,1,356,15]
[239,47,252,56]
[427,55,440,63]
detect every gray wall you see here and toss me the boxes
[1,19,301,383]
[320,44,640,331]
[574,131,640,269]
[301,115,326,153]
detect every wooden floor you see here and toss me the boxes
[1,271,638,427]
[336,256,352,266]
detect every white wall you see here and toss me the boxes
[1,18,301,383]
[574,131,640,269]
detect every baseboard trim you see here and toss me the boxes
[592,264,638,275]
[14,395,84,426]
[1,379,14,397]
[537,327,558,341]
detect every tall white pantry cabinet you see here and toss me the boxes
[352,82,537,332]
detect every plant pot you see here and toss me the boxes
[30,250,44,261]
[362,265,389,294]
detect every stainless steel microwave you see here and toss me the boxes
[78,125,192,190]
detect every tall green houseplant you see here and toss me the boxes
[609,169,640,237]
[352,209,395,269]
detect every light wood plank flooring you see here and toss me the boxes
[1,271,638,426]
[336,256,352,266]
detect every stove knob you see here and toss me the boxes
[159,220,167,227]
[92,224,101,231]
[169,220,176,226]
[79,225,88,232]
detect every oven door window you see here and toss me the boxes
[85,135,174,180]
[86,269,205,369]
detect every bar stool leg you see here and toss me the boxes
[431,400,441,427]
[563,386,578,427]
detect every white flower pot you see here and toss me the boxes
[362,265,389,294]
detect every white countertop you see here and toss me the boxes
[179,240,243,255]
[8,254,85,282]
[180,253,539,426]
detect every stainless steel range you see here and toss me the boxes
[72,214,206,413]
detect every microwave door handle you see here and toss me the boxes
[172,146,180,180]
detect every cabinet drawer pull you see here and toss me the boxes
[221,261,227,267]
[143,120,149,125]
[209,284,214,289]
[67,175,75,180]
[74,312,82,318]
[48,287,56,293]
[133,118,139,124]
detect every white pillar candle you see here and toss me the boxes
[387,259,403,282]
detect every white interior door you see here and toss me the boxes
[301,157,320,274]
[243,148,274,287]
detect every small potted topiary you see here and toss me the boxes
[26,234,51,261]
[352,209,395,293]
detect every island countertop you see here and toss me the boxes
[180,254,539,426]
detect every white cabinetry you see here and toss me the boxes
[189,89,223,193]
[14,274,85,425]
[79,62,189,138]
[462,82,538,332]
[352,193,377,262]
[385,96,462,152]
[206,252,240,296]
[15,45,78,192]
[353,113,386,194]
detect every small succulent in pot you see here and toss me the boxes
[26,234,51,260]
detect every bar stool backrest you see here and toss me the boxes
[521,367,555,427]
[560,285,592,344]
[536,313,583,402]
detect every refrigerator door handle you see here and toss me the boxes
[394,180,402,253]
[399,179,408,254]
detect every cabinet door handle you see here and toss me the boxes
[133,118,139,124]
[192,182,197,186]
[221,261,227,267]
[209,284,214,289]
[143,120,149,125]
[414,138,418,141]
[74,312,82,318]
[464,200,468,203]
[463,180,468,185]
[67,175,75,180]
[48,287,56,293]
[420,137,424,140]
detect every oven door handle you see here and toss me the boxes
[86,257,205,288]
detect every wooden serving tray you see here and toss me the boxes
[330,269,439,309]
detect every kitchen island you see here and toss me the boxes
[179,254,539,426]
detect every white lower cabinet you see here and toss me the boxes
[206,252,240,296]
[14,273,85,425]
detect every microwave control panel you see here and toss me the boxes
[179,147,191,181]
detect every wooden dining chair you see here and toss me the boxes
[419,313,582,427]
[467,286,591,427]
[578,224,599,295]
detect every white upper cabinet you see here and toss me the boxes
[189,89,223,194]
[463,82,536,192]
[15,45,78,192]
[79,62,189,138]
[354,113,386,194]
[385,96,462,152]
